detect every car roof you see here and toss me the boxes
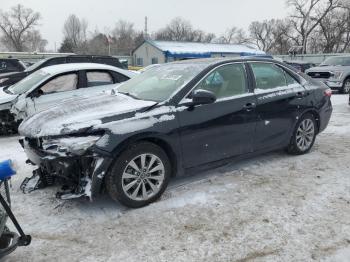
[39,63,136,77]
[284,60,314,65]
[0,58,20,61]
[161,57,280,67]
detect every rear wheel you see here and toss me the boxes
[287,113,317,155]
[106,142,171,208]
[341,78,350,94]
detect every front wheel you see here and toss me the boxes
[106,142,171,208]
[287,113,317,155]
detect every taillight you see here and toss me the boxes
[324,89,332,97]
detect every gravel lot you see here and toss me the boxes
[1,95,349,262]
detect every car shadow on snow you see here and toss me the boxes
[69,149,292,213]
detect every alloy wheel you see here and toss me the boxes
[122,153,165,201]
[344,80,350,93]
[296,119,315,151]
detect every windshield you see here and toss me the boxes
[321,57,350,66]
[8,70,50,95]
[25,58,48,72]
[117,63,207,102]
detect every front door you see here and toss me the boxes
[177,63,257,168]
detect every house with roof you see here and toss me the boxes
[132,40,267,67]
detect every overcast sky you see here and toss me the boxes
[1,0,289,50]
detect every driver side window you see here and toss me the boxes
[40,73,78,94]
[194,63,248,99]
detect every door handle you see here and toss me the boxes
[295,91,308,98]
[243,102,256,111]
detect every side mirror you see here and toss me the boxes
[29,89,43,99]
[185,89,216,106]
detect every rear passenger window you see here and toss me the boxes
[195,63,247,99]
[284,71,299,86]
[250,63,287,91]
[87,71,113,87]
[113,72,129,83]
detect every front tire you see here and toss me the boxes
[106,142,171,208]
[287,113,317,155]
[341,78,350,94]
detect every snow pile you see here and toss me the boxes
[151,40,266,55]
[1,94,349,261]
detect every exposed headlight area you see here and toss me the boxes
[330,71,343,79]
[42,135,102,156]
[21,134,109,199]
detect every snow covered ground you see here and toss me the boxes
[1,95,349,262]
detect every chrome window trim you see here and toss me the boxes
[178,62,252,105]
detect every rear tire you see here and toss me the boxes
[287,113,317,155]
[105,142,171,208]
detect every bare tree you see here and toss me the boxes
[63,14,88,51]
[249,20,275,52]
[0,4,43,51]
[156,17,193,41]
[155,17,214,43]
[287,0,343,54]
[25,30,48,52]
[112,20,136,55]
[216,27,250,45]
[317,8,350,53]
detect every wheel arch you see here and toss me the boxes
[110,133,179,178]
[289,109,321,140]
[303,109,321,134]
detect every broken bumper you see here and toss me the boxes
[20,138,113,200]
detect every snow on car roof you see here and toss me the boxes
[149,40,266,56]
[40,63,136,78]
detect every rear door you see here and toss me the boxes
[78,70,116,95]
[177,62,257,168]
[248,62,306,151]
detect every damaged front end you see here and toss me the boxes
[19,134,112,201]
[0,110,20,135]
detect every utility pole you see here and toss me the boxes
[144,16,148,39]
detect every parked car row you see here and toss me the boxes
[283,60,316,73]
[9,57,332,208]
[0,55,124,88]
[305,55,350,94]
[0,58,26,74]
[0,56,134,134]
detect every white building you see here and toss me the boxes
[132,40,267,67]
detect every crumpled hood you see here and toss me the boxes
[19,93,157,138]
[0,87,18,109]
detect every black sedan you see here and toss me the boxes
[19,58,333,208]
